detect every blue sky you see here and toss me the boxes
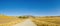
[0,0,60,16]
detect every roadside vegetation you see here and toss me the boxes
[0,14,60,26]
[18,16,60,26]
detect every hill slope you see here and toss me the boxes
[0,16,22,26]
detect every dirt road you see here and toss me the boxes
[13,19,37,26]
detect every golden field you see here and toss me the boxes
[0,15,25,26]
[0,15,60,26]
[18,16,60,26]
[30,16,60,26]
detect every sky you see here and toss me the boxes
[0,0,60,16]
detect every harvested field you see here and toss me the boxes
[0,15,60,26]
[0,16,24,26]
[31,17,60,26]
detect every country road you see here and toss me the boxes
[13,19,37,26]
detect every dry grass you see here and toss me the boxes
[34,17,60,24]
[0,15,60,26]
[18,16,60,26]
[31,17,60,26]
[0,15,24,26]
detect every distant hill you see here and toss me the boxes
[0,15,22,26]
[0,14,5,16]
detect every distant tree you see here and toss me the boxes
[18,16,22,18]
[18,16,29,19]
